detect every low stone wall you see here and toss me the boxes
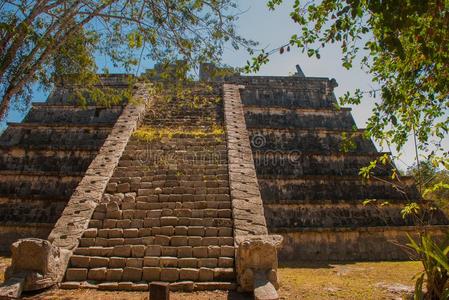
[275,225,449,261]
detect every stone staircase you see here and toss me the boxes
[63,84,236,291]
[231,76,449,260]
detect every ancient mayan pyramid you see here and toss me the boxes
[0,66,447,296]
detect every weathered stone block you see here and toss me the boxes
[65,268,88,281]
[143,257,159,267]
[122,267,142,281]
[154,235,170,246]
[198,258,217,268]
[221,246,235,257]
[126,258,143,268]
[143,267,161,281]
[170,236,188,247]
[179,268,199,281]
[88,267,107,281]
[178,258,198,268]
[161,246,177,257]
[131,245,146,257]
[214,268,235,281]
[160,217,178,226]
[188,237,202,247]
[145,245,161,256]
[70,255,90,268]
[218,257,234,268]
[117,183,130,193]
[160,257,177,267]
[106,268,123,281]
[109,257,126,268]
[138,228,152,237]
[90,257,109,268]
[83,228,98,238]
[108,228,123,238]
[160,268,179,282]
[193,247,208,258]
[198,267,214,281]
[208,246,221,258]
[112,245,131,257]
[177,246,193,258]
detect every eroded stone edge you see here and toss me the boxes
[48,83,150,250]
[222,84,282,298]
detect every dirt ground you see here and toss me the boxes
[0,256,421,299]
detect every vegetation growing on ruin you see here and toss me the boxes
[132,125,224,142]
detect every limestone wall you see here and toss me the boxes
[276,226,449,261]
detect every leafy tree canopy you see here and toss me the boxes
[249,0,449,171]
[0,0,254,120]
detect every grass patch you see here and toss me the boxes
[278,260,421,299]
[0,257,421,299]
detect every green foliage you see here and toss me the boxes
[407,233,449,299]
[256,0,449,167]
[407,159,449,215]
[0,0,255,120]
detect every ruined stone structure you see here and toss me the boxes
[229,75,449,260]
[0,75,130,254]
[0,68,448,297]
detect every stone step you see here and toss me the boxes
[60,280,236,291]
[240,86,335,108]
[258,176,419,203]
[81,224,233,239]
[24,105,122,125]
[264,203,449,229]
[88,217,233,230]
[107,180,230,190]
[253,151,394,177]
[112,167,229,178]
[0,172,82,198]
[107,174,229,182]
[77,233,234,247]
[103,184,230,195]
[69,253,234,267]
[0,148,95,173]
[244,106,356,130]
[248,128,376,152]
[104,191,230,202]
[121,150,228,161]
[0,124,111,149]
[144,117,215,123]
[127,137,225,146]
[65,266,235,283]
[92,206,232,221]
[0,196,67,224]
[145,110,220,120]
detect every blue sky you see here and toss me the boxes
[3,0,445,171]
